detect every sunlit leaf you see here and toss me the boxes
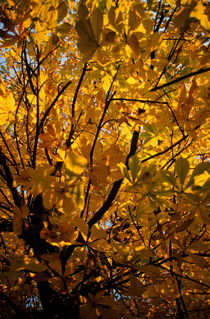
[0,0,209,316]
[190,1,210,31]
[0,92,16,125]
[64,150,87,179]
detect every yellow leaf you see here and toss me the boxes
[49,259,62,275]
[105,0,112,11]
[161,170,179,189]
[94,140,103,162]
[190,1,210,31]
[198,206,210,224]
[135,3,146,19]
[103,30,116,43]
[57,1,68,23]
[187,254,209,268]
[48,277,65,293]
[128,8,141,31]
[56,194,75,213]
[193,171,209,187]
[91,8,103,43]
[64,150,87,179]
[71,215,88,237]
[175,218,194,233]
[13,205,29,235]
[13,205,29,218]
[173,7,191,30]
[118,163,132,182]
[89,238,111,252]
[64,261,75,277]
[90,224,107,240]
[103,74,112,92]
[72,183,85,210]
[58,222,78,240]
[104,144,123,166]
[126,76,138,84]
[15,165,55,195]
[10,255,46,273]
[13,216,22,236]
[91,163,110,187]
[0,92,16,125]
[189,241,210,251]
[136,22,147,34]
[167,0,176,6]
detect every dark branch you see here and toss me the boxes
[112,98,169,104]
[150,67,210,91]
[88,130,140,229]
[141,134,188,163]
[38,79,72,134]
[66,63,87,148]
[0,218,13,232]
[0,292,26,317]
[0,150,22,207]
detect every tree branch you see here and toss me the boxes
[112,98,168,104]
[141,134,188,163]
[66,63,87,148]
[0,292,26,317]
[0,150,22,207]
[0,218,13,232]
[38,79,72,134]
[150,67,210,91]
[88,130,140,229]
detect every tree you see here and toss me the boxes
[0,0,209,318]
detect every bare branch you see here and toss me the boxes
[88,130,140,228]
[150,67,210,92]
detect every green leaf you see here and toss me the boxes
[161,170,179,189]
[76,4,103,61]
[186,162,210,189]
[175,157,190,186]
[57,1,68,23]
[72,184,85,209]
[144,122,156,135]
[175,218,194,233]
[192,162,210,177]
[118,163,132,183]
[128,154,141,183]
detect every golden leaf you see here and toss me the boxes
[64,150,87,179]
[0,92,16,125]
[190,1,210,31]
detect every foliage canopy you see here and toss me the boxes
[0,0,209,318]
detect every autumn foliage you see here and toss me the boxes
[0,0,209,318]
